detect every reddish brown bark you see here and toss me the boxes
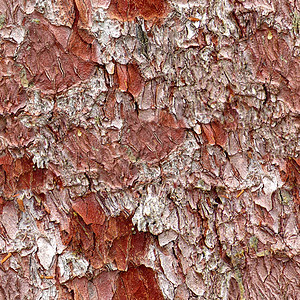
[0,0,299,299]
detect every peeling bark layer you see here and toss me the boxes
[0,0,299,299]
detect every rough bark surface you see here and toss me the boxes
[0,0,299,299]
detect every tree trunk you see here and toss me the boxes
[0,0,299,299]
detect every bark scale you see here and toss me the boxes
[0,0,299,299]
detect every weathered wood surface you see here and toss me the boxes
[0,0,299,299]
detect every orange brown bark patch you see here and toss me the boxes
[63,209,95,252]
[284,158,300,204]
[16,14,95,94]
[116,63,145,97]
[245,26,300,112]
[72,193,106,226]
[159,109,184,129]
[68,29,93,61]
[201,124,215,145]
[108,0,168,21]
[0,154,47,199]
[121,111,185,163]
[211,121,228,148]
[63,203,154,271]
[129,231,151,262]
[69,0,95,60]
[109,234,131,271]
[74,0,92,28]
[93,271,119,299]
[0,47,29,113]
[66,271,118,300]
[201,121,228,147]
[113,265,164,300]
[0,74,28,114]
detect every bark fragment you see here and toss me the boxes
[0,0,299,299]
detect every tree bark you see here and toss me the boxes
[0,0,299,299]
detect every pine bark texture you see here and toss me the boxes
[0,0,299,299]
